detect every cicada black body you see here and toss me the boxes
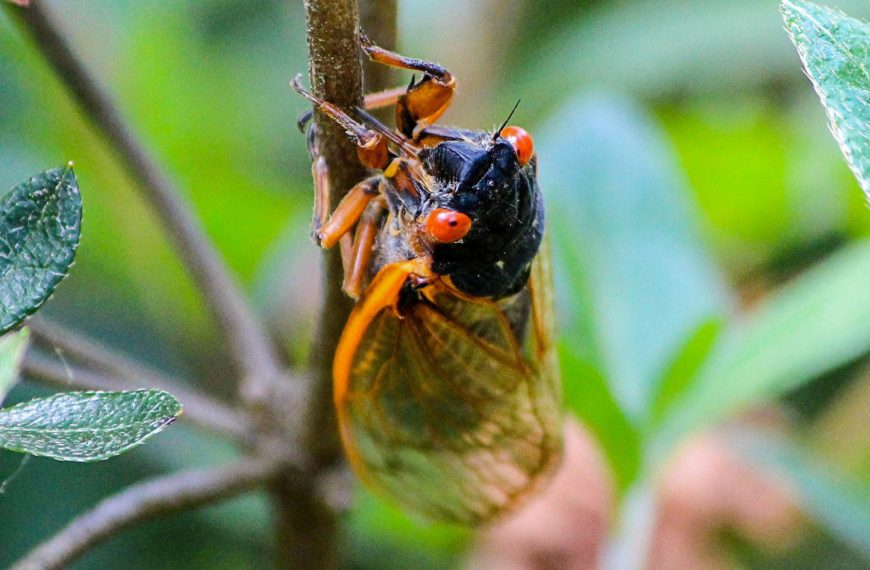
[293,32,562,525]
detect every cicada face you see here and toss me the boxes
[416,132,545,299]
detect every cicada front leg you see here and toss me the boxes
[292,76,391,171]
[295,86,409,134]
[359,32,456,140]
[293,77,403,298]
[292,77,390,260]
[314,176,382,250]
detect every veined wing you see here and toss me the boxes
[335,267,562,525]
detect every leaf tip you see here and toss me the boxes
[779,0,804,24]
[155,389,184,418]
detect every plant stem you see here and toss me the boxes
[9,457,287,570]
[4,0,283,396]
[276,0,367,561]
[23,351,255,445]
[302,0,364,472]
[26,319,271,445]
[28,319,182,387]
[269,0,396,567]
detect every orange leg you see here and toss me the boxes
[358,32,456,139]
[383,157,426,201]
[338,233,354,279]
[343,196,387,299]
[296,86,408,132]
[364,86,406,111]
[317,176,381,249]
[291,75,390,169]
[310,155,331,241]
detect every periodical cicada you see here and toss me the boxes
[293,32,563,525]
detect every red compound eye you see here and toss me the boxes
[425,208,472,243]
[500,125,534,166]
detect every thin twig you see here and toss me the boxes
[10,457,287,570]
[31,317,205,396]
[3,0,283,393]
[23,351,255,445]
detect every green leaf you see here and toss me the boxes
[782,0,870,198]
[0,390,182,461]
[0,165,82,334]
[0,328,28,404]
[735,431,870,558]
[537,95,730,421]
[655,240,870,455]
[507,0,869,122]
[348,486,471,565]
[560,345,641,491]
[648,318,723,428]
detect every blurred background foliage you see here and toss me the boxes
[0,0,869,568]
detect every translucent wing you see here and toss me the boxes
[335,252,562,525]
[528,234,560,395]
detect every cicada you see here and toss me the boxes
[293,32,563,525]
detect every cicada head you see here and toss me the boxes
[416,128,544,299]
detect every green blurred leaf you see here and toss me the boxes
[538,95,730,421]
[649,318,723,428]
[560,346,641,491]
[656,240,870,455]
[508,0,870,122]
[347,486,470,569]
[736,431,870,558]
[0,328,28,404]
[782,0,870,198]
[0,390,181,461]
[0,165,81,334]
[660,101,792,266]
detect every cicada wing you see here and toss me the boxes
[528,233,560,396]
[336,283,563,525]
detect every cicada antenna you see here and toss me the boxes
[493,99,522,142]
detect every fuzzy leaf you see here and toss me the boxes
[782,0,870,197]
[0,165,82,334]
[0,390,182,461]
